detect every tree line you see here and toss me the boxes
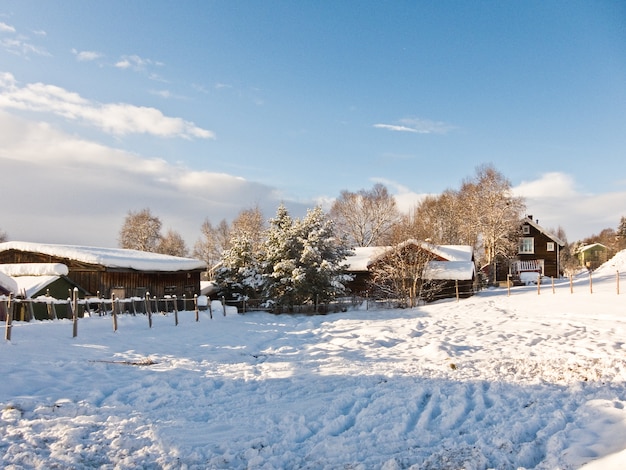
[3,164,625,308]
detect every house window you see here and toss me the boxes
[519,237,534,254]
[522,225,530,235]
[547,242,555,252]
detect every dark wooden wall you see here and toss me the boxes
[0,249,202,298]
[518,225,561,277]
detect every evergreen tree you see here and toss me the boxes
[618,216,626,250]
[291,206,353,308]
[261,205,352,312]
[215,231,263,303]
[262,204,298,311]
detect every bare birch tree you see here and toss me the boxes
[367,241,437,308]
[459,164,525,271]
[330,183,400,247]
[157,229,189,257]
[193,218,231,279]
[118,208,162,252]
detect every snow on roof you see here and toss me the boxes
[345,240,474,272]
[522,217,565,246]
[0,241,207,272]
[576,243,608,253]
[428,244,474,262]
[423,261,476,281]
[0,263,69,277]
[0,271,18,295]
[13,275,61,298]
[346,247,383,272]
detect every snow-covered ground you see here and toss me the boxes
[1,253,626,469]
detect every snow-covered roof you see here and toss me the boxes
[522,217,565,246]
[0,271,18,295]
[0,241,207,272]
[422,261,476,281]
[345,240,474,272]
[12,275,61,298]
[0,263,69,277]
[576,243,608,253]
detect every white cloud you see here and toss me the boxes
[0,72,214,139]
[115,54,163,71]
[72,49,102,61]
[374,117,455,135]
[370,177,430,213]
[0,111,300,247]
[513,172,626,241]
[0,22,16,33]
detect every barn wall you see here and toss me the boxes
[0,249,202,299]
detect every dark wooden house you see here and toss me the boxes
[0,241,207,300]
[511,216,565,281]
[345,239,475,301]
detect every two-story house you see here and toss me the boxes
[512,215,565,280]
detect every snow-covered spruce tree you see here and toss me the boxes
[261,204,298,311]
[262,205,352,313]
[215,230,263,305]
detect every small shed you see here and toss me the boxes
[0,241,207,300]
[0,263,89,320]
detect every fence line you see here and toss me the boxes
[1,293,227,340]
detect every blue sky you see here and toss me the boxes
[1,1,625,248]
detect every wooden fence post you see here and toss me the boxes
[570,274,573,294]
[551,277,555,294]
[111,294,118,332]
[221,296,226,316]
[5,294,13,341]
[46,289,55,319]
[145,292,152,328]
[455,280,459,302]
[72,288,78,338]
[173,295,178,326]
[194,294,199,322]
[589,271,593,294]
[506,274,511,297]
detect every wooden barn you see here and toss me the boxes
[0,241,207,300]
[345,239,475,301]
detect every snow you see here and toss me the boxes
[0,241,207,272]
[1,252,626,469]
[0,263,69,277]
[12,275,60,298]
[423,260,475,280]
[346,241,474,272]
[0,271,17,295]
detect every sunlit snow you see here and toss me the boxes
[1,252,626,468]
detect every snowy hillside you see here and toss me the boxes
[1,252,626,469]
